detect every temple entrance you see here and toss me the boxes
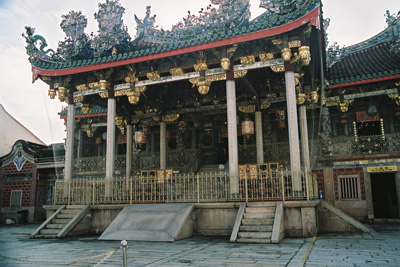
[371,173,399,218]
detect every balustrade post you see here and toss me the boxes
[197,173,200,203]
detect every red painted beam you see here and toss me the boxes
[329,74,400,89]
[59,113,107,119]
[32,7,320,78]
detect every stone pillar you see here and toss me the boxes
[160,122,167,169]
[226,69,239,194]
[105,96,116,198]
[255,111,264,164]
[285,69,302,191]
[299,106,310,170]
[76,129,83,169]
[126,123,133,179]
[64,100,75,198]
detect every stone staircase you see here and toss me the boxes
[197,164,224,174]
[236,202,276,243]
[31,205,89,239]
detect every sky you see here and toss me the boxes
[0,0,398,145]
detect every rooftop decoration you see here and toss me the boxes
[23,0,318,71]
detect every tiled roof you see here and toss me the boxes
[328,41,400,86]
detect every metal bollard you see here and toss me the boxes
[121,240,127,267]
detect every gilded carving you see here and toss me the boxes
[296,93,306,105]
[115,89,131,97]
[89,82,100,89]
[98,92,108,98]
[197,80,211,95]
[48,88,56,99]
[170,67,184,76]
[99,79,110,90]
[76,84,88,91]
[281,48,292,62]
[58,87,68,102]
[240,55,256,65]
[388,93,399,99]
[272,39,282,45]
[81,103,91,114]
[271,65,285,72]
[74,96,84,103]
[220,58,230,71]
[260,103,271,109]
[299,46,311,66]
[238,105,256,113]
[162,114,180,122]
[289,40,301,48]
[259,53,274,61]
[189,71,247,87]
[146,71,160,80]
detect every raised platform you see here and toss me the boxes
[98,203,194,241]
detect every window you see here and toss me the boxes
[10,190,22,207]
[339,175,361,200]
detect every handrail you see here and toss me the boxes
[183,148,202,174]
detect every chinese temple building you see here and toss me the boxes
[20,0,400,241]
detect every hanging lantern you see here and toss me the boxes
[179,120,187,132]
[340,114,348,124]
[275,110,286,129]
[394,108,400,119]
[166,130,173,139]
[204,122,213,133]
[86,127,96,137]
[220,124,228,138]
[135,130,147,144]
[241,118,254,136]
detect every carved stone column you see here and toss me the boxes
[105,94,116,199]
[299,106,310,170]
[255,111,264,164]
[160,122,167,169]
[126,123,133,179]
[226,68,239,194]
[64,96,75,198]
[285,68,302,191]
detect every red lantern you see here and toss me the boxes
[166,130,173,139]
[275,110,286,129]
[241,119,254,136]
[340,115,348,124]
[135,131,147,144]
[220,124,228,138]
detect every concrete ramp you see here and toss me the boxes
[99,203,194,241]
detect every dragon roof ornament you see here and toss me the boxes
[23,0,319,70]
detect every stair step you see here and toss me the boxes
[66,205,85,209]
[32,235,57,239]
[238,232,272,239]
[242,218,274,225]
[46,224,65,229]
[246,202,276,207]
[245,207,275,213]
[236,238,271,244]
[40,229,60,235]
[56,214,76,219]
[243,213,275,219]
[239,225,273,232]
[52,218,70,224]
[60,209,81,214]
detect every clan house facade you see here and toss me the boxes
[22,0,400,240]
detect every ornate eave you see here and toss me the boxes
[24,0,321,80]
[0,140,44,168]
[327,12,400,88]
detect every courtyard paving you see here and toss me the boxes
[0,223,399,266]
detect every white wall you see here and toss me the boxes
[0,104,45,157]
